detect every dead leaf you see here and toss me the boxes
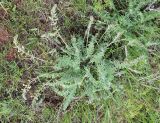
[0,7,9,20]
[5,48,17,61]
[13,0,22,5]
[0,27,10,45]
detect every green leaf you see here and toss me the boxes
[63,85,77,110]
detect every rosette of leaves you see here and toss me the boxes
[40,36,116,110]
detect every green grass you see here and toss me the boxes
[0,0,160,122]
